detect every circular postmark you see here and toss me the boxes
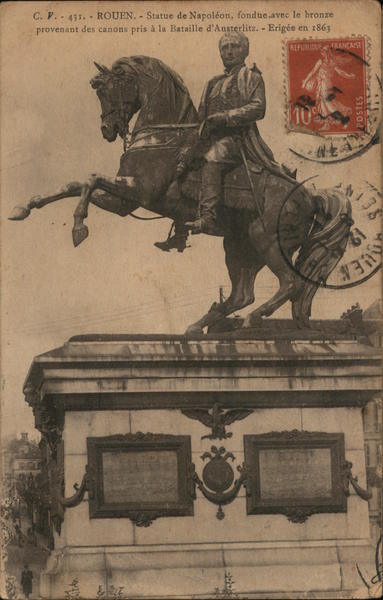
[285,37,381,164]
[277,178,382,289]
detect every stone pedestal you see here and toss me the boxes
[24,326,380,599]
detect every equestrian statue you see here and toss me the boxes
[9,32,352,334]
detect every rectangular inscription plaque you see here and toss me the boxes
[244,432,346,520]
[87,434,194,520]
[102,450,179,504]
[259,448,332,499]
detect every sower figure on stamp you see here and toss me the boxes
[157,31,286,250]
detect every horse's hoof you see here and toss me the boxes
[185,324,204,335]
[72,225,89,247]
[295,318,310,329]
[242,315,252,329]
[8,205,31,221]
[242,314,263,329]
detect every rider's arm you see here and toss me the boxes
[198,77,224,122]
[197,82,210,121]
[224,70,266,128]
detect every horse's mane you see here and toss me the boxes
[113,56,188,94]
[112,56,197,126]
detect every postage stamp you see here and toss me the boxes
[286,37,368,135]
[284,36,381,164]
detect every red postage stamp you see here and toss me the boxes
[286,37,368,135]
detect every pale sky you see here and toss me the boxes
[1,1,381,441]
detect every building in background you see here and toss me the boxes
[361,300,382,543]
[2,433,42,540]
[363,398,382,542]
[3,433,40,496]
[1,433,50,600]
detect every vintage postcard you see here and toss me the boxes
[1,1,381,598]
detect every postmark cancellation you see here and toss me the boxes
[284,36,380,163]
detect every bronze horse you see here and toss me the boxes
[9,56,352,333]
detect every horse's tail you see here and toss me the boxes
[292,188,353,322]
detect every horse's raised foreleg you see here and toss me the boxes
[9,182,83,221]
[73,181,92,247]
[9,177,139,246]
[72,174,138,247]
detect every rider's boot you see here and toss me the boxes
[154,221,189,252]
[185,162,222,235]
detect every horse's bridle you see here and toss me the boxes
[99,73,139,139]
[100,108,121,121]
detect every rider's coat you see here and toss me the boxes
[198,63,281,171]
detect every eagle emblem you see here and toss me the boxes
[181,403,253,440]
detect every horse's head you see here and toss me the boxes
[90,62,140,142]
[91,57,198,141]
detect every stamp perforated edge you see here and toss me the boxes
[282,35,372,138]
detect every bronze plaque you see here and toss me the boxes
[244,431,347,521]
[102,450,178,504]
[259,447,332,499]
[87,434,194,521]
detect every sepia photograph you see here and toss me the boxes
[1,1,381,598]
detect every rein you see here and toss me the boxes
[123,123,199,152]
[129,212,165,221]
[101,109,120,120]
[134,123,199,132]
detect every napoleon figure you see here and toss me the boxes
[156,31,282,250]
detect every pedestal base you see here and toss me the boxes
[40,540,376,599]
[26,333,379,599]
